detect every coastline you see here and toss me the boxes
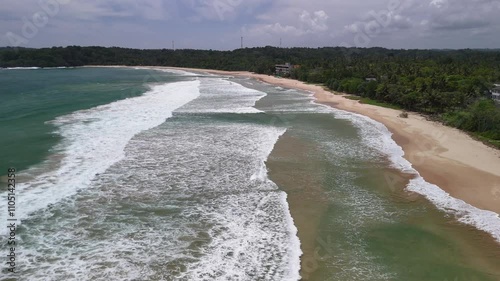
[163,66,500,215]
[9,65,500,279]
[87,65,500,274]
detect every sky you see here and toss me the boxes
[1,0,500,50]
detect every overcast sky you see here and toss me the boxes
[1,0,500,50]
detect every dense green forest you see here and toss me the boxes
[1,46,500,146]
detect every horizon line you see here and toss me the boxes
[1,45,500,52]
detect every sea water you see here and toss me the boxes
[0,68,499,281]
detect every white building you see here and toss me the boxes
[275,63,292,76]
[492,87,500,103]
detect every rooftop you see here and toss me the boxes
[275,63,292,68]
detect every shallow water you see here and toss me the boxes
[1,69,499,280]
[257,83,500,281]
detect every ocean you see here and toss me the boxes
[1,67,499,281]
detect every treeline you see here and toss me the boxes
[287,49,500,143]
[0,46,279,72]
[1,46,499,144]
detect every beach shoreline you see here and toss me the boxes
[156,66,500,215]
[8,65,500,280]
[86,65,500,273]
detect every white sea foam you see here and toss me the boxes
[4,66,69,70]
[132,66,198,76]
[177,77,266,114]
[4,67,40,70]
[44,66,74,69]
[250,161,270,183]
[158,68,198,76]
[3,77,302,281]
[178,126,301,280]
[280,192,302,281]
[176,79,300,279]
[407,178,500,242]
[0,80,202,231]
[315,102,500,243]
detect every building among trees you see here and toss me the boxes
[492,86,500,103]
[275,63,293,76]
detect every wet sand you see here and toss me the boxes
[164,67,500,215]
[266,133,330,279]
[163,66,500,279]
[87,66,500,279]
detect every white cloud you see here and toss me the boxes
[244,9,329,39]
[344,23,360,33]
[420,0,500,32]
[186,0,267,22]
[430,0,447,8]
[0,0,171,22]
[299,10,329,32]
[1,0,500,49]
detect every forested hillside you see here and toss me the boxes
[1,46,499,146]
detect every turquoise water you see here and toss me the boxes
[248,80,500,280]
[0,67,184,173]
[0,68,499,280]
[0,69,301,280]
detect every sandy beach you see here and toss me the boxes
[86,65,500,278]
[144,66,500,279]
[20,65,499,279]
[161,67,500,216]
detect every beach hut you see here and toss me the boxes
[492,87,500,103]
[275,63,293,76]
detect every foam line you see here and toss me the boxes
[315,101,500,243]
[0,80,202,231]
